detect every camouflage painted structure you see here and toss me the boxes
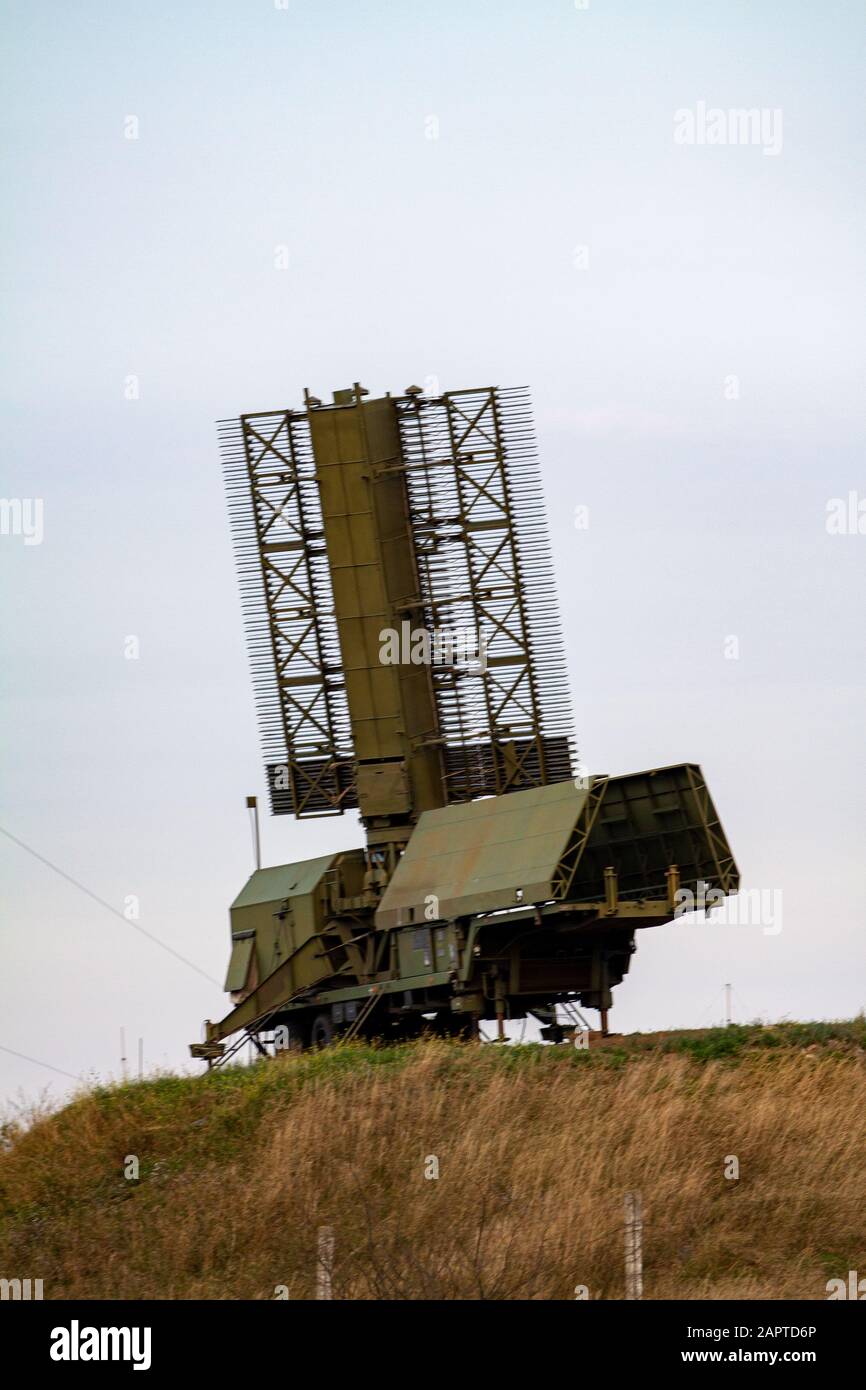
[192,384,738,1062]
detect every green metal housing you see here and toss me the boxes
[199,764,737,1056]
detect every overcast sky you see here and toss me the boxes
[2,0,864,1106]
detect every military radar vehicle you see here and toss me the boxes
[191,384,737,1063]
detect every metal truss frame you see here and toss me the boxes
[219,410,354,817]
[396,387,576,801]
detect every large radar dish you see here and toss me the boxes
[219,385,577,824]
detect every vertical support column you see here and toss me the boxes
[624,1191,643,1300]
[665,863,680,912]
[307,389,446,842]
[603,865,618,913]
[316,1225,334,1300]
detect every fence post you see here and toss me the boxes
[624,1191,643,1300]
[316,1225,334,1300]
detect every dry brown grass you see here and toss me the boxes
[1,1032,864,1300]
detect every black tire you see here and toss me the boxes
[394,1015,424,1040]
[275,1021,307,1054]
[310,1013,335,1049]
[444,1015,478,1041]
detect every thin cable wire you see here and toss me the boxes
[0,1042,82,1082]
[0,823,221,985]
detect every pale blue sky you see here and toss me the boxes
[2,0,865,1101]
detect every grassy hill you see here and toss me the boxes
[1,1019,864,1300]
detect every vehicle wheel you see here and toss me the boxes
[275,1021,307,1054]
[310,1013,335,1048]
[445,1015,478,1041]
